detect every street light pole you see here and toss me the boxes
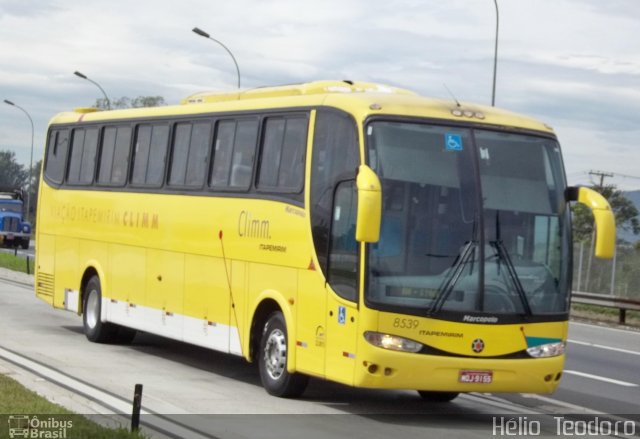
[491,0,499,107]
[3,99,35,220]
[192,27,241,89]
[73,71,112,110]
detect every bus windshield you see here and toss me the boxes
[365,121,570,319]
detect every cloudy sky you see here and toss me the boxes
[1,0,639,189]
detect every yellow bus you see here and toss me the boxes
[36,80,615,400]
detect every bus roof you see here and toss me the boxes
[50,80,554,134]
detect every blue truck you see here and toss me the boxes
[0,189,31,249]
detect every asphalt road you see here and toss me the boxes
[0,277,638,438]
[556,323,639,413]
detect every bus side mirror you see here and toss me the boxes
[567,186,616,259]
[355,165,381,243]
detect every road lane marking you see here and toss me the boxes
[568,339,640,356]
[519,393,605,414]
[463,393,545,414]
[563,370,638,387]
[571,321,640,335]
[519,394,640,436]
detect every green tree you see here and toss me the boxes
[94,96,166,110]
[0,150,27,189]
[26,159,42,222]
[572,184,640,243]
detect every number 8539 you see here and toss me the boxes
[393,318,419,329]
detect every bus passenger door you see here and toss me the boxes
[324,181,359,386]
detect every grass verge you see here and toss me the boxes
[0,374,146,438]
[0,252,32,274]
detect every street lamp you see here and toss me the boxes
[3,99,34,219]
[491,0,499,106]
[192,27,241,89]
[73,71,112,110]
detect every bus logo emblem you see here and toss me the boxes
[338,306,346,325]
[471,338,485,353]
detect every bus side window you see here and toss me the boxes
[44,129,70,185]
[67,129,86,184]
[257,115,307,193]
[169,123,192,187]
[186,122,211,187]
[98,126,131,186]
[146,125,170,186]
[210,119,258,190]
[229,120,258,189]
[67,128,99,185]
[210,121,235,187]
[131,124,169,187]
[132,126,152,185]
[328,181,358,301]
[169,121,211,188]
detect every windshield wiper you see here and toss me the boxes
[491,211,532,315]
[428,240,476,314]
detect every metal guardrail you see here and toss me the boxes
[572,291,640,325]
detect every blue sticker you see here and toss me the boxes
[338,306,346,325]
[445,133,463,151]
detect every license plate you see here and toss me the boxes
[6,234,14,240]
[459,370,493,384]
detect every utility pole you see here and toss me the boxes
[491,0,499,106]
[589,170,613,188]
[585,170,615,295]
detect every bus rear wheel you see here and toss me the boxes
[82,275,118,343]
[258,311,308,398]
[417,391,459,402]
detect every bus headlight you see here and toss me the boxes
[526,342,565,358]
[364,331,423,353]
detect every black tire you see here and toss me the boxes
[417,391,459,402]
[258,311,309,398]
[82,275,118,343]
[20,239,29,250]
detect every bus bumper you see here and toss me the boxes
[354,344,565,394]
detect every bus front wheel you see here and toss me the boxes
[82,275,117,343]
[258,311,308,398]
[417,391,459,402]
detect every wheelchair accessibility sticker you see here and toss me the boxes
[338,306,346,325]
[445,133,463,151]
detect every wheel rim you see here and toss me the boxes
[263,328,287,380]
[86,289,99,329]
